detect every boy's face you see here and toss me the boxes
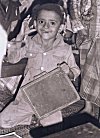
[35,10,62,41]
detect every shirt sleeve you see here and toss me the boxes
[7,42,27,63]
[7,36,31,63]
[65,45,80,80]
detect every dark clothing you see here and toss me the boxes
[0,0,21,31]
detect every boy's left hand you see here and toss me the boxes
[58,63,74,80]
[58,63,69,74]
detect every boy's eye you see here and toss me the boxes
[50,21,56,26]
[38,20,44,24]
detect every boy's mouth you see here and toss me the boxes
[41,29,50,33]
[42,31,49,33]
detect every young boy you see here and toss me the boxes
[0,3,80,128]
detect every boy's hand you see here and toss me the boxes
[58,63,74,80]
[58,63,69,74]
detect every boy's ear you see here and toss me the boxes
[33,20,37,28]
[58,24,64,33]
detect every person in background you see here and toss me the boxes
[79,0,100,119]
[0,0,23,112]
[66,0,100,121]
[58,0,100,119]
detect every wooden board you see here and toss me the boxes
[21,67,80,119]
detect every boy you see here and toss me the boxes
[0,3,80,128]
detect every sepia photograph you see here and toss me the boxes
[0,0,100,137]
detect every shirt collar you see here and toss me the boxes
[32,33,65,51]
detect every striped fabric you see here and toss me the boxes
[79,0,99,70]
[0,75,21,111]
[80,0,100,106]
[68,0,84,33]
[79,39,92,73]
[0,76,22,94]
[80,38,100,106]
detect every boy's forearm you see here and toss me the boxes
[6,46,26,63]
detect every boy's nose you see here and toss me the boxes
[44,22,49,29]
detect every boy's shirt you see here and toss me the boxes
[7,34,80,86]
[0,34,80,128]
